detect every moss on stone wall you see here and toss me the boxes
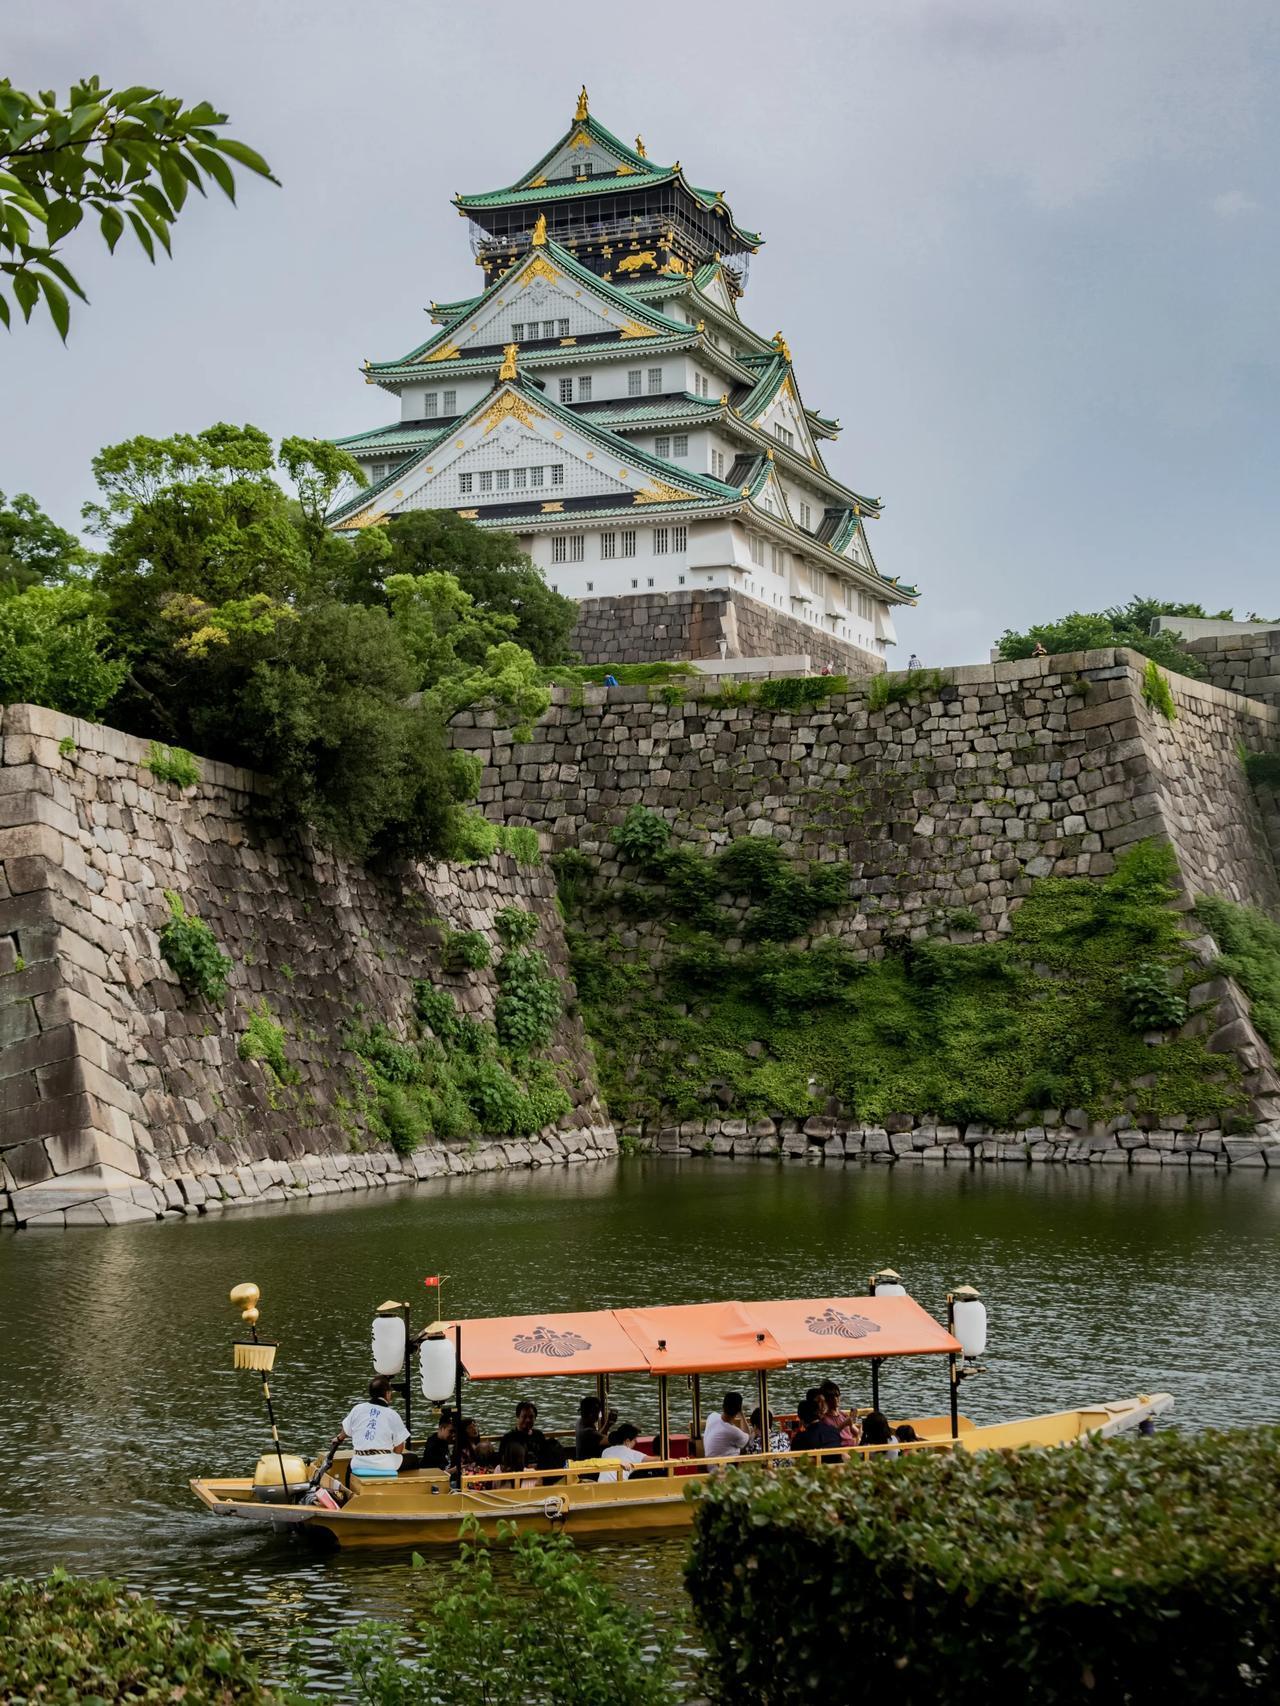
[564,842,1245,1129]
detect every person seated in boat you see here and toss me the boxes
[574,1396,608,1460]
[497,1400,546,1464]
[858,1410,896,1455]
[598,1423,651,1483]
[892,1423,920,1451]
[420,1409,455,1472]
[703,1391,750,1459]
[456,1416,494,1473]
[791,1396,843,1461]
[744,1407,791,1456]
[341,1376,417,1475]
[819,1380,857,1447]
[536,1434,571,1481]
[493,1435,539,1489]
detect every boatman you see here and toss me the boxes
[341,1375,418,1475]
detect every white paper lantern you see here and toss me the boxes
[871,1268,907,1297]
[952,1288,987,1360]
[420,1331,457,1402]
[371,1313,407,1377]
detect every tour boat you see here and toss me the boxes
[190,1278,1173,1548]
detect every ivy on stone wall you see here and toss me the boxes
[563,841,1246,1129]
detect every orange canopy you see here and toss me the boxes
[448,1295,959,1382]
[749,1296,961,1361]
[448,1309,650,1382]
[614,1301,789,1376]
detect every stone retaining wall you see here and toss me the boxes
[1183,629,1280,709]
[630,1113,1276,1170]
[0,702,612,1230]
[569,587,885,676]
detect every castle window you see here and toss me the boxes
[631,578,639,588]
[620,529,636,557]
[673,525,687,551]
[628,370,643,396]
[569,535,585,562]
[530,466,544,486]
[712,450,726,478]
[799,501,811,529]
[601,532,617,559]
[495,469,509,491]
[811,567,825,595]
[512,322,525,341]
[771,545,784,574]
[558,318,570,336]
[586,581,594,591]
[774,424,795,449]
[543,320,556,338]
[647,367,662,393]
[678,574,686,585]
[559,378,574,403]
[479,471,493,492]
[513,467,526,489]
[672,434,688,457]
[647,577,655,587]
[653,527,670,554]
[424,392,438,418]
[443,390,456,414]
[551,464,564,486]
[858,591,874,621]
[552,537,567,564]
[459,472,473,493]
[750,534,765,567]
[655,436,670,458]
[582,160,594,177]
[578,375,592,400]
[371,462,387,481]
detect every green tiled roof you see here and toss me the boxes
[368,236,696,374]
[575,393,722,426]
[334,420,455,455]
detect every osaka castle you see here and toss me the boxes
[328,89,916,671]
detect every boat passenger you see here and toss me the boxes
[598,1423,651,1483]
[536,1435,571,1479]
[492,1435,538,1489]
[497,1400,546,1464]
[703,1391,750,1459]
[420,1409,455,1472]
[820,1380,856,1447]
[341,1376,417,1475]
[790,1397,843,1462]
[745,1407,791,1456]
[574,1396,608,1460]
[859,1410,896,1455]
[892,1423,920,1450]
[457,1416,493,1473]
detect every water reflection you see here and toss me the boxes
[1,1158,1277,1689]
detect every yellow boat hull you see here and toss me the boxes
[190,1393,1173,1549]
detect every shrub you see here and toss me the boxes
[496,824,541,865]
[756,674,847,710]
[412,983,460,1041]
[494,948,562,1051]
[551,847,594,911]
[1196,893,1280,1052]
[948,907,980,932]
[1142,657,1178,720]
[1244,750,1280,787]
[0,582,128,719]
[866,667,946,711]
[1118,960,1189,1031]
[237,998,295,1083]
[157,890,232,1002]
[687,1429,1280,1705]
[442,928,491,972]
[144,741,201,789]
[494,904,539,949]
[613,803,671,866]
[339,1524,677,1706]
[445,809,500,863]
[0,1570,273,1703]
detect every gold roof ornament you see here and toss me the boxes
[662,228,676,249]
[772,330,792,363]
[499,342,519,382]
[531,212,548,247]
[635,134,647,158]
[575,85,589,121]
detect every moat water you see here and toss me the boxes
[1,1157,1278,1692]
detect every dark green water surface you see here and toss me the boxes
[1,1158,1277,1691]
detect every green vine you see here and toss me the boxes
[157,890,231,1002]
[1142,659,1178,720]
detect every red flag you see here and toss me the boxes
[424,1275,440,1288]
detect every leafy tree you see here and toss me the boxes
[384,508,578,664]
[0,76,274,337]
[0,582,126,717]
[0,489,91,588]
[995,596,1231,679]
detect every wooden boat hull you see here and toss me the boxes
[190,1392,1173,1549]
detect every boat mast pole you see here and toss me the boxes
[691,1375,702,1444]
[871,1356,881,1415]
[452,1325,464,1488]
[756,1368,769,1453]
[401,1301,413,1440]
[946,1293,959,1440]
[658,1375,670,1463]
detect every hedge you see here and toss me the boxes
[686,1429,1280,1704]
[0,1571,274,1703]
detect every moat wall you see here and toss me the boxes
[0,703,614,1230]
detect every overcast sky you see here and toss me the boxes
[5,0,1277,662]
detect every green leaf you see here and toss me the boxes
[211,136,278,181]
[11,270,38,320]
[44,198,81,243]
[98,205,124,252]
[190,145,236,202]
[37,271,70,341]
[126,208,155,262]
[0,293,10,330]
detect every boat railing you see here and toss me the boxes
[458,1436,951,1490]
